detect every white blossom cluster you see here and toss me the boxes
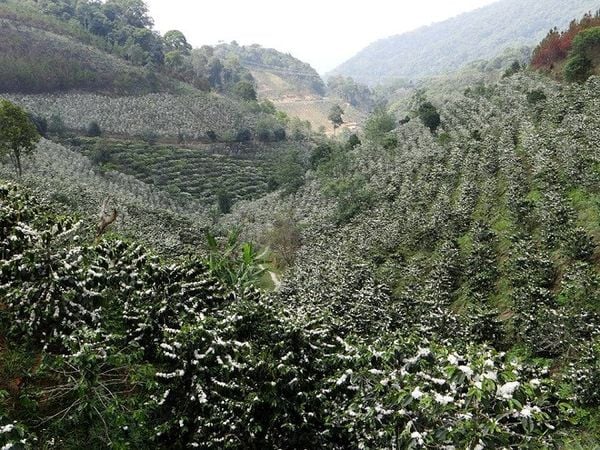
[5,91,253,137]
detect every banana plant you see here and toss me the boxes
[204,229,267,299]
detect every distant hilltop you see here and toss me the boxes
[328,0,600,85]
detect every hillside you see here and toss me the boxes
[221,71,600,446]
[213,43,326,100]
[329,0,600,84]
[532,11,600,82]
[0,0,294,141]
[4,3,600,448]
[211,43,365,135]
[0,0,178,94]
[3,69,600,447]
[4,92,254,139]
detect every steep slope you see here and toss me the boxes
[222,72,600,444]
[212,43,360,134]
[0,139,209,254]
[0,2,282,140]
[213,43,325,99]
[4,92,253,139]
[330,0,600,84]
[0,1,176,94]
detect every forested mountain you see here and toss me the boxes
[329,0,600,84]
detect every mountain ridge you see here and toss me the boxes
[329,0,600,85]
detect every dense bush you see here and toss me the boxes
[563,26,600,82]
[417,101,441,132]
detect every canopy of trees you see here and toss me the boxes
[532,10,600,70]
[327,75,374,110]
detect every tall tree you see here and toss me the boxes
[328,104,344,135]
[0,99,40,177]
[163,30,192,55]
[104,0,153,29]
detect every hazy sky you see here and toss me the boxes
[146,0,500,73]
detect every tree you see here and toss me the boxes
[563,27,600,82]
[86,121,102,137]
[502,60,521,78]
[417,101,441,132]
[0,99,40,177]
[104,0,153,28]
[364,106,396,142]
[27,113,48,137]
[526,89,547,105]
[163,30,192,55]
[328,104,344,134]
[564,52,592,82]
[48,113,66,136]
[347,134,361,149]
[216,189,232,214]
[266,214,302,268]
[232,81,257,101]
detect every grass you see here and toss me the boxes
[569,187,600,237]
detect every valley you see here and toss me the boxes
[1,0,600,448]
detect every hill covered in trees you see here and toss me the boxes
[4,54,600,450]
[532,10,600,82]
[213,42,326,99]
[329,0,600,84]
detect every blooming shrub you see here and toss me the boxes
[4,92,253,138]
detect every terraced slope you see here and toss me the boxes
[0,140,208,254]
[73,140,304,204]
[5,92,252,139]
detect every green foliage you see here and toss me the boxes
[213,42,326,97]
[347,133,361,149]
[330,0,600,83]
[265,214,302,269]
[163,30,191,55]
[269,149,306,195]
[139,129,159,145]
[204,229,266,299]
[232,80,257,101]
[216,188,231,214]
[4,29,600,448]
[327,75,373,109]
[85,120,101,137]
[234,127,252,142]
[364,106,396,142]
[255,116,286,142]
[309,142,334,169]
[502,60,522,78]
[526,89,547,104]
[0,98,40,176]
[417,101,441,132]
[563,26,600,83]
[90,141,111,166]
[47,113,66,136]
[325,175,373,224]
[327,104,344,131]
[27,113,47,137]
[564,52,593,82]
